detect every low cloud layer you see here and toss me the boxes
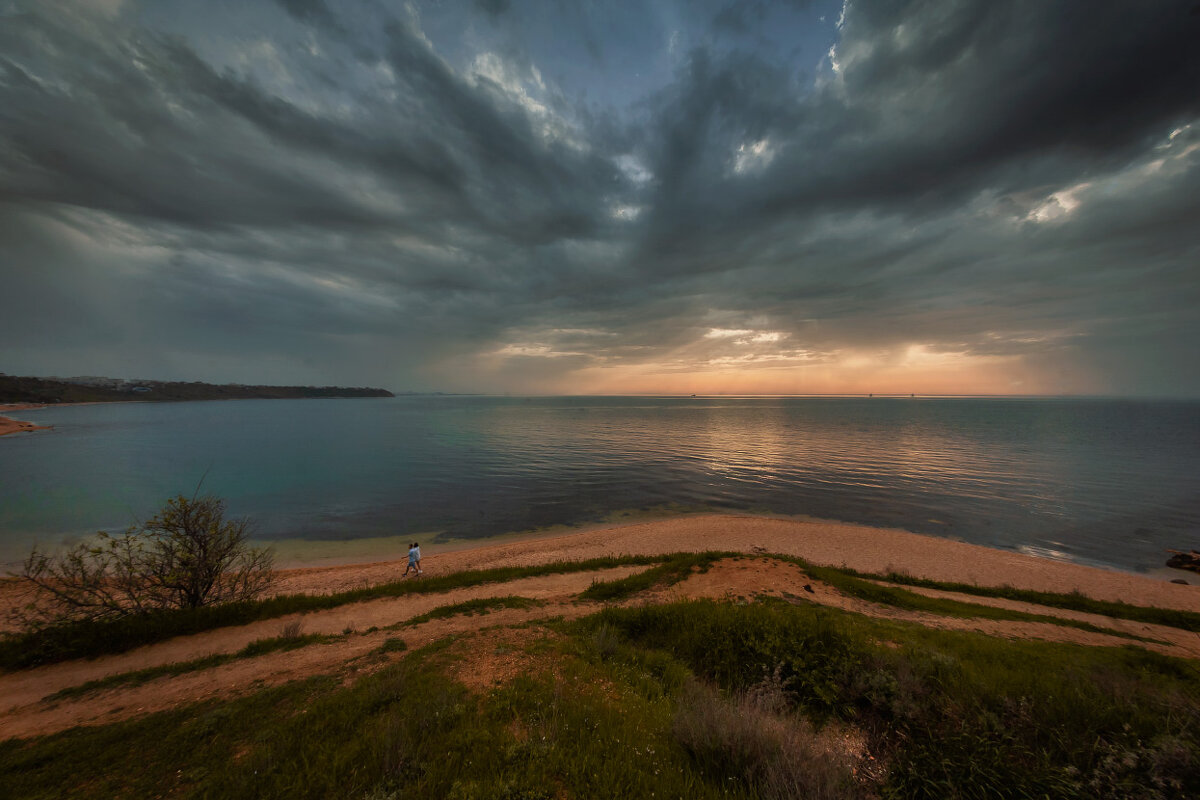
[2,0,1198,395]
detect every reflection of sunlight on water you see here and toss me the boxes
[1017,544,1076,563]
[4,397,1200,572]
[683,404,1028,493]
[698,405,790,476]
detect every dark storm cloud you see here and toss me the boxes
[0,0,1197,394]
[0,8,617,243]
[596,1,1200,392]
[636,1,1200,254]
[0,19,395,230]
[274,0,343,33]
[474,0,511,20]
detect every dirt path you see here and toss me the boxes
[1,602,597,741]
[871,579,1200,653]
[0,566,644,736]
[6,552,1200,742]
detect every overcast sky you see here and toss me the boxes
[2,0,1198,396]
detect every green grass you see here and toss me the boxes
[43,633,337,702]
[0,633,748,800]
[790,559,1163,643]
[400,596,545,627]
[578,551,730,601]
[45,595,550,703]
[5,598,1200,799]
[372,636,408,655]
[581,599,1200,798]
[0,554,667,670]
[853,568,1200,633]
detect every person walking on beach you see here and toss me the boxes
[404,541,423,577]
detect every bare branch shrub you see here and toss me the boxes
[9,494,274,631]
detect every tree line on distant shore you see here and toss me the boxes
[0,374,393,404]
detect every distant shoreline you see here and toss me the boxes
[0,374,393,406]
[0,393,390,437]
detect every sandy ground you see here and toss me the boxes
[270,514,1200,611]
[0,404,51,437]
[4,515,1200,741]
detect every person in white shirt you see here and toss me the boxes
[404,542,422,577]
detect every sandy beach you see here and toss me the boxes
[3,514,1195,623]
[269,514,1200,612]
[0,403,51,436]
[0,403,51,437]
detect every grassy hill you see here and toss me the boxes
[3,553,1199,799]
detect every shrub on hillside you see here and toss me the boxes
[9,494,274,631]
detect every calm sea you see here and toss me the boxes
[1,396,1198,572]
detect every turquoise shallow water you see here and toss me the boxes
[1,396,1197,572]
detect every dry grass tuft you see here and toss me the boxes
[673,671,868,800]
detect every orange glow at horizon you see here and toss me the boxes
[458,344,1103,397]
[567,360,1031,396]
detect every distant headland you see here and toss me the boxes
[0,373,394,405]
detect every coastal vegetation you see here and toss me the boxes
[7,548,1197,670]
[5,547,1200,798]
[43,630,338,702]
[833,566,1200,633]
[0,553,671,669]
[10,494,275,634]
[4,591,1200,798]
[0,373,393,405]
[578,551,723,601]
